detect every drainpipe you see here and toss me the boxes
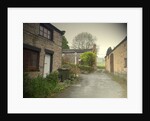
[74,52,77,77]
[75,52,77,65]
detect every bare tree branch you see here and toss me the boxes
[72,32,97,49]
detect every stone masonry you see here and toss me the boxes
[105,37,127,79]
[23,23,64,77]
[62,44,97,68]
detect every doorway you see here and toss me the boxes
[44,53,52,77]
[110,53,114,73]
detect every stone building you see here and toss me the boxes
[23,23,65,77]
[62,44,97,67]
[62,49,93,64]
[105,36,127,79]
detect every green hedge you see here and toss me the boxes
[46,71,58,87]
[23,71,59,98]
[78,65,94,73]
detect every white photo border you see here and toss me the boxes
[8,8,142,114]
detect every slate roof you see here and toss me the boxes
[62,49,92,53]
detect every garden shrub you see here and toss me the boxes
[61,63,80,79]
[46,71,59,88]
[23,72,31,97]
[97,65,105,69]
[23,70,79,98]
[80,52,96,67]
[23,71,59,98]
[78,65,94,73]
[23,74,52,98]
[61,63,72,69]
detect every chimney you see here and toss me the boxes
[92,44,96,53]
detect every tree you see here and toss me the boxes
[80,52,96,67]
[62,36,70,49]
[106,47,112,56]
[72,32,96,49]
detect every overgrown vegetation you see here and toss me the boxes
[106,47,112,56]
[78,65,94,73]
[48,78,80,97]
[23,70,79,98]
[62,62,94,74]
[105,71,127,84]
[97,65,105,69]
[61,63,80,78]
[46,71,59,87]
[106,72,127,97]
[80,52,96,67]
[23,73,52,98]
[62,36,70,49]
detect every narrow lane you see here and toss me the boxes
[55,71,127,98]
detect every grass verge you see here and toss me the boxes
[105,72,127,85]
[105,71,127,97]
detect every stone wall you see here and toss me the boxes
[62,53,82,64]
[62,44,97,66]
[105,38,127,79]
[23,23,62,77]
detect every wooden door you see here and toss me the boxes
[110,54,114,73]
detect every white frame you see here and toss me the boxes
[8,8,142,114]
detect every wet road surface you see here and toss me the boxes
[55,71,127,98]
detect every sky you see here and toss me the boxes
[52,23,127,58]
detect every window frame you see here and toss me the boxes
[23,44,41,72]
[39,25,53,41]
[23,48,40,71]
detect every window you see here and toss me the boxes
[39,25,52,40]
[23,48,39,71]
[124,58,127,68]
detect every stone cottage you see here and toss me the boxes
[105,36,127,78]
[23,23,65,77]
[62,44,97,67]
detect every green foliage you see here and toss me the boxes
[78,65,94,73]
[23,74,52,98]
[97,65,105,69]
[62,36,70,49]
[52,83,66,93]
[106,47,112,56]
[80,52,96,67]
[61,63,80,79]
[50,79,79,97]
[61,63,72,69]
[46,71,59,87]
[23,70,79,98]
[23,71,59,98]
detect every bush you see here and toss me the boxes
[68,63,80,75]
[23,71,59,98]
[80,52,96,67]
[23,70,78,98]
[23,74,52,98]
[61,63,80,79]
[46,71,59,87]
[97,66,105,69]
[61,63,72,69]
[78,65,94,73]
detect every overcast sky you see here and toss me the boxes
[52,23,127,58]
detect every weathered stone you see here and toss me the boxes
[105,37,127,79]
[23,23,63,77]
